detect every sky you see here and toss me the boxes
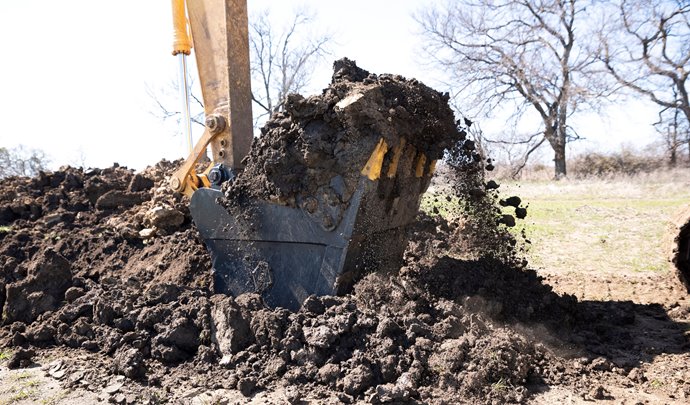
[0,0,661,171]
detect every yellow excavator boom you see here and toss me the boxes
[169,0,253,197]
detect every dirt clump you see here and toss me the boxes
[228,58,460,209]
[669,204,690,292]
[3,248,72,324]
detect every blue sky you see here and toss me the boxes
[0,0,660,170]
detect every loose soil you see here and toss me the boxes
[230,58,458,207]
[670,204,690,293]
[0,61,689,404]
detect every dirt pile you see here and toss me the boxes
[1,60,688,404]
[208,58,468,308]
[229,58,459,207]
[669,205,690,292]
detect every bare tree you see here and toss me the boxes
[602,0,690,162]
[0,145,50,179]
[654,99,690,167]
[416,0,609,178]
[146,79,206,134]
[484,130,549,178]
[150,8,331,132]
[249,8,332,123]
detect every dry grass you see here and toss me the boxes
[425,167,690,282]
[500,171,690,276]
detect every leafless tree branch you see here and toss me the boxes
[416,0,611,178]
[601,0,690,140]
[0,146,50,179]
[249,8,332,122]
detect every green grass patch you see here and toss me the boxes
[22,380,40,388]
[0,349,12,362]
[421,193,461,217]
[490,378,509,393]
[649,379,664,389]
[421,177,690,277]
[43,232,61,242]
[38,390,68,405]
[3,387,38,405]
[12,371,33,381]
[502,179,690,275]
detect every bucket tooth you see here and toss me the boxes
[429,159,437,176]
[361,138,389,180]
[386,138,406,179]
[415,153,427,178]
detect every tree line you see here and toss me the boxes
[417,0,689,178]
[5,1,688,179]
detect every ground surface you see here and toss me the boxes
[504,174,690,403]
[1,62,690,403]
[1,169,689,404]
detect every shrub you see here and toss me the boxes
[568,150,664,178]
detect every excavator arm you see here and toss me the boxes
[169,0,253,197]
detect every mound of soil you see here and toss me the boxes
[1,60,688,404]
[669,205,690,292]
[230,58,459,208]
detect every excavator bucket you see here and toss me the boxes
[169,1,460,310]
[190,136,438,310]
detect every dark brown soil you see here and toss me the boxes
[229,58,459,208]
[0,61,689,404]
[669,205,690,292]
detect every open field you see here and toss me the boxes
[501,171,690,303]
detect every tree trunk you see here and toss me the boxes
[668,128,678,167]
[554,143,566,179]
[545,121,568,179]
[670,147,677,167]
[543,125,568,179]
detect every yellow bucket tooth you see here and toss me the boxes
[415,153,427,178]
[429,159,437,176]
[386,138,406,179]
[361,138,389,180]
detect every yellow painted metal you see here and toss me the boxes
[168,0,255,196]
[186,0,253,170]
[415,153,427,178]
[171,0,192,55]
[199,165,213,188]
[170,128,216,197]
[361,138,389,180]
[429,160,437,176]
[386,138,406,178]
